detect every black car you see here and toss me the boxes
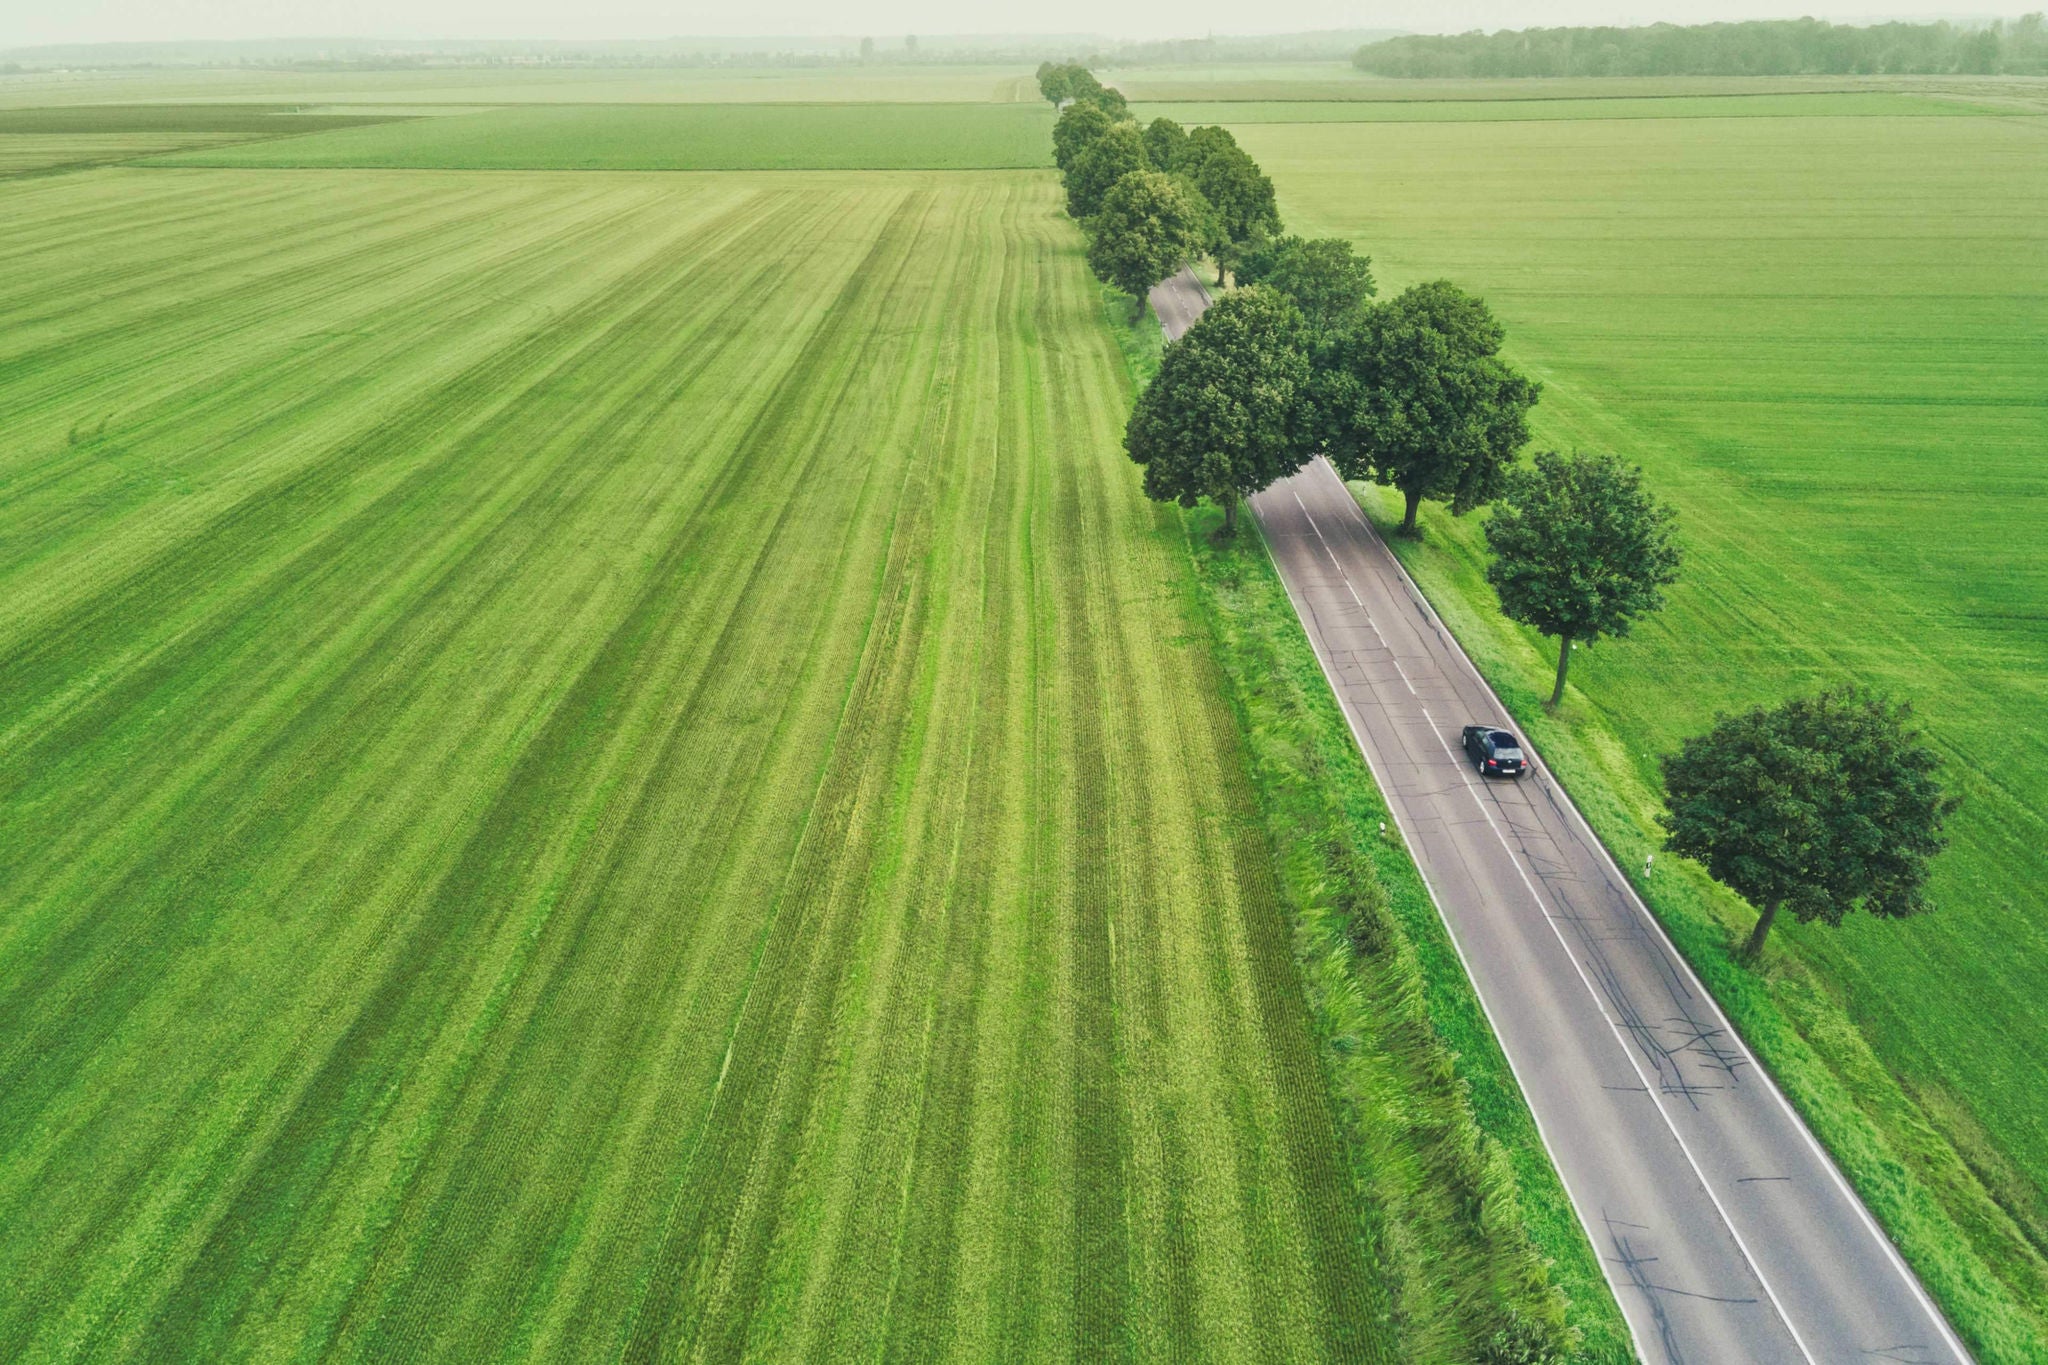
[1462,724,1527,778]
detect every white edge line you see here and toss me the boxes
[1246,494,1653,1363]
[1408,701,1818,1365]
[1306,457,1974,1365]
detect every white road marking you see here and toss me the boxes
[1297,457,1973,1365]
[1415,703,1820,1365]
[1247,488,1648,1354]
[1294,492,1415,696]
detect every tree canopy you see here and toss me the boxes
[1051,99,1116,175]
[1178,126,1281,283]
[1035,61,1131,109]
[1483,451,1682,705]
[1142,116,1189,172]
[1659,688,1958,960]
[1065,121,1147,219]
[1085,170,1205,318]
[1035,61,1082,103]
[1082,84,1131,117]
[1234,235,1376,331]
[1123,287,1311,532]
[1307,281,1540,535]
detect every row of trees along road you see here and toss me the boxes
[1045,68,1955,962]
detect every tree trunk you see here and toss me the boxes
[1741,900,1781,962]
[1132,293,1147,325]
[1221,492,1238,534]
[1216,262,1227,287]
[1549,632,1572,707]
[1399,487,1423,537]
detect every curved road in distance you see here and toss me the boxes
[1150,269,1970,1365]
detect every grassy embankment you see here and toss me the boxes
[0,166,1386,1360]
[1098,293,1635,1362]
[1230,98,2048,1362]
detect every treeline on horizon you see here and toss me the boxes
[1354,14,2048,78]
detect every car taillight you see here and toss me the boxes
[1486,759,1497,768]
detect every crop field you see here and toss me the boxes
[0,164,1395,1360]
[0,133,235,174]
[0,104,411,176]
[1232,104,2048,1358]
[0,64,1039,107]
[149,102,1055,170]
[1132,91,1994,124]
[1101,62,2041,103]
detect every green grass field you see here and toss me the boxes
[148,102,1054,170]
[0,104,412,176]
[0,166,1392,1360]
[1230,104,2048,1360]
[0,63,1039,107]
[0,132,235,174]
[1105,62,2048,109]
[1134,91,1999,123]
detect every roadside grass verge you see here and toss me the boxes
[1099,287,1636,1364]
[145,101,1055,170]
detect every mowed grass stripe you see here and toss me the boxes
[0,182,805,989]
[0,187,872,1358]
[142,102,1057,172]
[349,198,939,1363]
[0,168,1390,1361]
[0,177,752,613]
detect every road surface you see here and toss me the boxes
[1150,269,1970,1365]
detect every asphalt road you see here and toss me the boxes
[1150,269,1970,1365]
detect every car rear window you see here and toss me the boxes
[1490,732,1518,748]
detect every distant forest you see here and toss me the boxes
[1353,16,2048,78]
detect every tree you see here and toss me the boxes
[860,36,875,62]
[1308,281,1540,536]
[1483,452,1681,706]
[1037,60,1094,105]
[1124,287,1311,533]
[1052,99,1116,175]
[1078,83,1129,117]
[1142,115,1188,171]
[1085,170,1204,319]
[1659,688,1958,961]
[1036,61,1070,103]
[1064,121,1146,219]
[1179,126,1281,284]
[1234,234,1376,331]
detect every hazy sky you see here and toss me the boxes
[3,1,2011,50]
